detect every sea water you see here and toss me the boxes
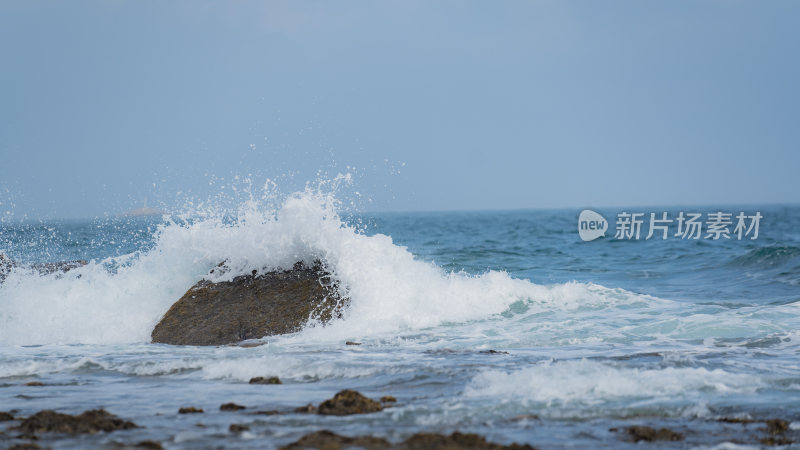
[1,186,799,448]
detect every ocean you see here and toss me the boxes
[1,188,799,448]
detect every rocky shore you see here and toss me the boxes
[1,261,797,448]
[1,383,796,449]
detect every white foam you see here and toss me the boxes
[465,358,762,407]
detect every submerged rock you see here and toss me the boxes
[294,404,316,414]
[317,390,383,416]
[151,261,345,346]
[177,407,203,414]
[0,253,87,283]
[400,432,536,449]
[229,423,250,433]
[765,418,789,435]
[220,403,246,411]
[8,444,42,450]
[625,426,684,442]
[717,416,756,424]
[761,436,795,446]
[15,409,137,435]
[762,419,794,446]
[250,376,282,385]
[281,430,391,450]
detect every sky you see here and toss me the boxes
[1,1,798,219]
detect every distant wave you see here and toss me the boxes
[728,245,800,268]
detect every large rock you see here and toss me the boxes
[151,261,345,346]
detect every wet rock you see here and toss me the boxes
[761,436,795,446]
[151,261,345,346]
[317,390,383,416]
[229,423,250,433]
[400,432,536,449]
[0,411,14,421]
[511,414,539,421]
[281,430,536,450]
[15,409,138,435]
[479,350,509,355]
[718,416,756,424]
[135,441,164,449]
[220,403,246,411]
[294,404,316,414]
[345,341,361,346]
[380,396,397,403]
[177,407,203,414]
[24,382,44,387]
[625,426,684,442]
[8,444,42,450]
[760,418,794,445]
[281,430,390,450]
[765,418,789,435]
[250,376,282,385]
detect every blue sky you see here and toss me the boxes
[1,1,798,218]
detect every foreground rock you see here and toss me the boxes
[282,430,390,449]
[15,409,137,434]
[151,261,345,345]
[401,432,536,449]
[0,253,87,283]
[281,430,536,450]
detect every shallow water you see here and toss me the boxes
[1,192,799,448]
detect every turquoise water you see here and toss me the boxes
[0,194,799,448]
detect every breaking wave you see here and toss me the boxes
[1,177,798,347]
